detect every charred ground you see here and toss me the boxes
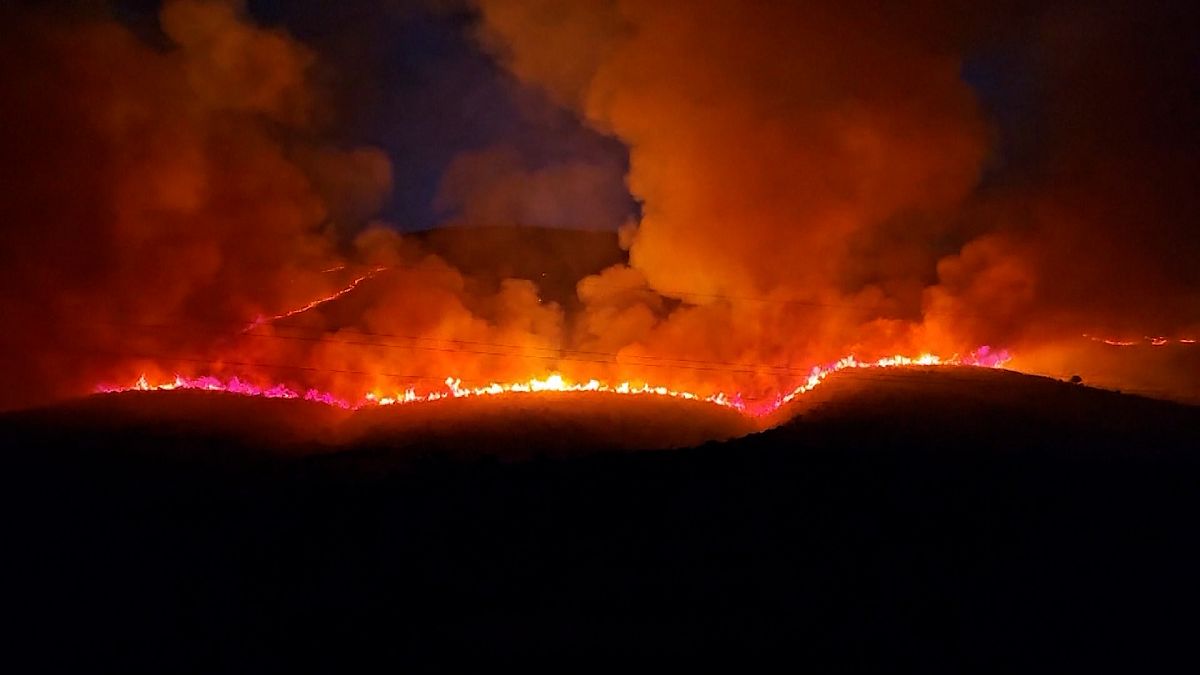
[5,369,1200,671]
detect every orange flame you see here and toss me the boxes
[1083,334,1198,347]
[244,266,387,331]
[96,347,1011,418]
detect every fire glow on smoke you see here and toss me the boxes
[3,1,1199,412]
[96,347,1011,418]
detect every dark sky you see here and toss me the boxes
[24,0,1200,244]
[101,0,1166,227]
[109,0,634,231]
[99,0,1091,233]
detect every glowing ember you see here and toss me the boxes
[244,266,388,331]
[95,347,1011,418]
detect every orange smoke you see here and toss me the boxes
[470,0,1199,400]
[470,0,997,395]
[0,1,1196,412]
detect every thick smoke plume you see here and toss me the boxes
[0,1,558,408]
[0,0,1197,410]
[471,0,1200,399]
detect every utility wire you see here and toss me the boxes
[85,319,860,376]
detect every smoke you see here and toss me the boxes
[0,0,331,406]
[435,143,632,231]
[0,1,564,408]
[1,0,1197,411]
[470,0,990,396]
[469,0,1200,398]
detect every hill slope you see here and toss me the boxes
[5,369,1199,671]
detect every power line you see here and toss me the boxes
[76,346,989,399]
[47,272,1008,322]
[75,348,447,382]
[85,319,842,376]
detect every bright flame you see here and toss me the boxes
[95,347,1011,418]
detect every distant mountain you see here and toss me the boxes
[413,225,627,309]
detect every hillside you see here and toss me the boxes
[5,368,1199,671]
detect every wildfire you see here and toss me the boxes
[95,347,1011,418]
[1083,334,1198,347]
[244,266,388,331]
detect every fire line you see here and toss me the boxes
[244,266,388,331]
[96,347,1011,418]
[1083,334,1198,347]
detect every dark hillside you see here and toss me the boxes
[5,370,1199,671]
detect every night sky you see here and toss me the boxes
[111,0,636,232]
[70,1,1200,237]
[100,0,1092,231]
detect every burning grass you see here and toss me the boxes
[95,347,1011,419]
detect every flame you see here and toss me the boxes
[244,266,387,331]
[95,347,1011,418]
[1083,334,1198,347]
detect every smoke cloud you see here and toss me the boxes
[0,1,559,407]
[470,0,1200,398]
[0,0,1197,410]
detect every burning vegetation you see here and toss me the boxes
[0,0,1196,414]
[96,349,1011,418]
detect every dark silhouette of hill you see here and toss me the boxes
[2,387,755,464]
[4,369,1199,671]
